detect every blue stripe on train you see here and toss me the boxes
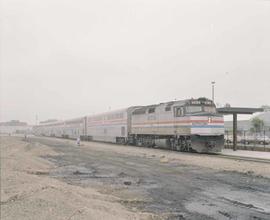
[191,125,224,128]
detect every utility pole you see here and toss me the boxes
[211,81,215,103]
[264,129,266,151]
[233,113,237,151]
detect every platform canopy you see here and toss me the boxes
[217,107,264,151]
[217,107,263,115]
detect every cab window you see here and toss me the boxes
[165,106,171,111]
[175,107,184,117]
[148,108,155,114]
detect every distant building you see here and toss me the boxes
[0,120,28,126]
[39,119,58,124]
[0,120,32,134]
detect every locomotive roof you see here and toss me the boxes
[132,98,213,114]
[134,99,191,110]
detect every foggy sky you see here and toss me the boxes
[1,0,270,124]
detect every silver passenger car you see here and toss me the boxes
[83,107,139,143]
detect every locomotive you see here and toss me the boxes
[33,97,224,153]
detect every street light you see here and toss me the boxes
[211,81,215,103]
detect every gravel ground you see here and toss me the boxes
[1,136,270,220]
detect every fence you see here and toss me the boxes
[224,129,270,152]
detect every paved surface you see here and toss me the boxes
[222,149,270,160]
[224,143,270,152]
[28,137,270,220]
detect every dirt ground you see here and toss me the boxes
[0,136,154,220]
[1,136,270,220]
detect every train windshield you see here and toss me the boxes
[185,105,216,114]
[204,106,216,113]
[186,106,203,113]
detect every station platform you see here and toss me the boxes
[224,144,270,152]
[221,149,270,160]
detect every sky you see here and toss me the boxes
[1,0,270,124]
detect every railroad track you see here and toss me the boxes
[177,151,270,164]
[29,135,270,164]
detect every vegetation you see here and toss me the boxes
[251,117,264,133]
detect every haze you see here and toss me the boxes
[1,0,270,124]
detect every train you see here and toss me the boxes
[33,97,224,153]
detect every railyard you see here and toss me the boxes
[2,1,270,220]
[1,135,270,220]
